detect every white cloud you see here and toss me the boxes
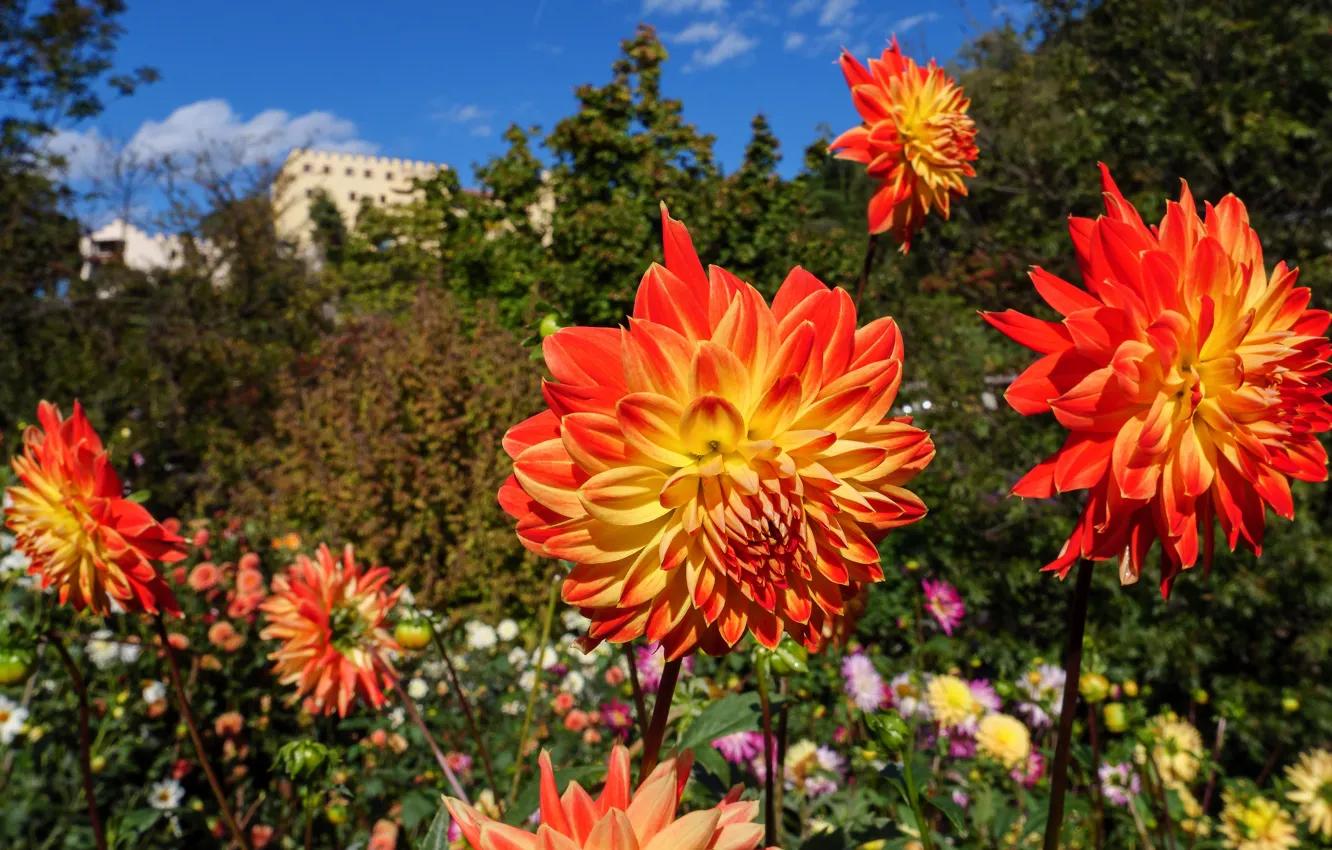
[470,124,493,137]
[783,31,807,50]
[789,0,820,15]
[819,0,859,27]
[46,99,375,180]
[673,21,723,43]
[689,30,757,69]
[643,0,724,12]
[893,11,938,33]
[438,104,492,124]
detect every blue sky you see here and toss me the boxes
[54,0,1026,194]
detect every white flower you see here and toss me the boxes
[119,643,141,664]
[148,779,184,810]
[108,597,126,615]
[561,609,591,632]
[86,631,121,669]
[531,646,558,670]
[502,700,523,716]
[0,695,29,744]
[507,647,529,669]
[465,622,497,651]
[558,632,577,647]
[168,815,183,838]
[399,587,416,607]
[561,671,586,696]
[519,670,537,692]
[0,549,28,576]
[0,532,13,551]
[497,619,520,641]
[407,678,429,701]
[142,681,167,704]
[421,660,447,680]
[389,707,406,729]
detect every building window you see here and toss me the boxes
[322,165,331,174]
[364,169,373,178]
[305,189,312,197]
[378,194,385,203]
[385,171,393,180]
[345,167,354,176]
[303,164,312,172]
[349,191,357,201]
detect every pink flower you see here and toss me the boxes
[601,698,634,740]
[841,652,886,712]
[188,563,220,592]
[1011,751,1045,788]
[634,643,693,692]
[712,731,765,765]
[922,579,965,635]
[969,679,1001,713]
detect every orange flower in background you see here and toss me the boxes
[830,36,978,252]
[500,205,934,659]
[259,543,401,716]
[5,401,184,616]
[445,745,774,850]
[984,165,1332,593]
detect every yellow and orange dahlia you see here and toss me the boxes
[445,745,774,850]
[984,165,1332,593]
[830,36,979,252]
[5,401,184,616]
[259,543,401,716]
[500,205,934,659]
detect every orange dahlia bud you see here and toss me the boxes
[5,401,184,616]
[259,544,401,716]
[984,165,1332,594]
[445,745,775,850]
[500,205,934,659]
[830,36,979,252]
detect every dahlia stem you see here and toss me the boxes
[756,659,777,847]
[637,658,681,786]
[624,644,650,742]
[854,233,880,311]
[303,807,313,850]
[902,728,935,850]
[1198,717,1227,813]
[1042,558,1093,850]
[774,678,790,848]
[425,618,498,795]
[509,576,560,808]
[1088,701,1105,850]
[48,633,108,850]
[154,616,253,850]
[392,678,468,803]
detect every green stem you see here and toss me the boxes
[902,728,935,850]
[426,617,498,794]
[508,575,560,808]
[756,660,777,847]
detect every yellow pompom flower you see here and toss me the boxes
[976,714,1031,769]
[927,675,978,728]
[1219,792,1298,850]
[1147,712,1204,784]
[1286,748,1332,838]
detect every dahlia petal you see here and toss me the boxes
[659,202,710,304]
[597,746,632,816]
[543,327,626,390]
[642,809,721,850]
[981,310,1072,355]
[581,467,673,527]
[562,412,630,474]
[691,341,751,413]
[479,823,541,850]
[536,825,582,850]
[514,439,588,518]
[771,267,828,324]
[679,395,745,456]
[617,393,692,467]
[623,319,694,404]
[1030,267,1100,317]
[585,811,639,850]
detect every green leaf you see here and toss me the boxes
[927,795,966,833]
[126,490,151,504]
[692,741,729,780]
[119,808,160,835]
[674,692,760,754]
[401,789,438,832]
[419,806,451,850]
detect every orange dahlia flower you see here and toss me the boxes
[4,401,183,615]
[259,543,401,716]
[444,745,774,850]
[984,165,1332,593]
[830,36,979,252]
[500,205,934,659]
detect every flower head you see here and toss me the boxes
[1099,762,1141,807]
[830,37,978,251]
[148,778,183,810]
[927,674,979,728]
[5,401,184,615]
[0,695,29,745]
[985,166,1332,594]
[712,731,765,766]
[841,652,886,712]
[1286,748,1332,838]
[500,205,933,659]
[889,672,931,719]
[445,746,772,850]
[635,642,694,691]
[1011,750,1045,788]
[1145,712,1204,785]
[259,544,401,716]
[921,578,964,635]
[976,713,1030,769]
[1220,791,1298,850]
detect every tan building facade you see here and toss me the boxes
[272,148,447,247]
